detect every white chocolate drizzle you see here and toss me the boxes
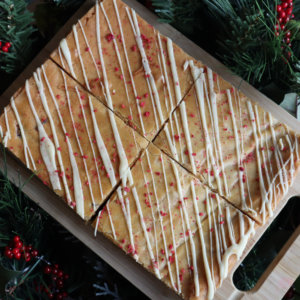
[29,75,61,190]
[72,25,90,90]
[10,97,36,170]
[247,101,271,223]
[59,39,77,79]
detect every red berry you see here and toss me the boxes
[291,14,295,18]
[56,279,64,286]
[286,31,291,37]
[25,256,31,262]
[275,24,279,30]
[286,37,290,43]
[2,46,8,53]
[281,2,288,9]
[0,41,2,47]
[27,245,33,251]
[53,276,57,281]
[287,52,291,58]
[54,264,59,269]
[57,270,63,278]
[56,294,63,300]
[288,43,292,47]
[277,17,282,23]
[31,249,38,257]
[277,5,282,11]
[63,273,69,280]
[283,16,290,23]
[288,2,293,7]
[15,241,22,248]
[52,268,58,275]
[62,292,67,298]
[276,32,280,37]
[12,248,19,255]
[43,266,52,274]
[4,42,11,48]
[281,24,285,30]
[48,294,54,299]
[286,8,293,15]
[4,249,12,257]
[279,10,286,18]
[8,253,13,259]
[13,236,20,242]
[287,0,293,3]
[14,252,21,260]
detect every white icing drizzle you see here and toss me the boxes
[1,107,11,146]
[191,183,214,299]
[76,90,104,203]
[161,154,181,291]
[96,1,132,183]
[286,134,295,185]
[126,8,162,134]
[183,60,189,71]
[267,112,287,196]
[10,97,36,170]
[64,84,96,212]
[189,61,223,195]
[112,0,147,134]
[254,105,272,214]
[145,149,177,291]
[72,25,90,90]
[89,98,117,185]
[167,38,181,105]
[207,68,229,196]
[247,101,271,223]
[205,188,215,292]
[100,2,135,125]
[220,208,255,281]
[59,39,77,79]
[179,101,197,174]
[227,90,248,211]
[140,159,159,269]
[132,185,161,279]
[29,75,61,190]
[41,65,77,206]
[57,48,85,217]
[170,158,199,296]
[78,20,100,78]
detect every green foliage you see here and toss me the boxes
[152,0,203,35]
[0,0,36,75]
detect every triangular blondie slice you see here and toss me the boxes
[94,144,256,300]
[154,62,300,224]
[50,0,204,140]
[0,59,148,220]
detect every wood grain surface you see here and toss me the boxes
[1,0,300,299]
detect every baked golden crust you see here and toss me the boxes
[94,144,256,300]
[154,71,300,225]
[0,59,148,220]
[50,0,204,140]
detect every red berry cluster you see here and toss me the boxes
[0,41,11,53]
[42,264,69,299]
[275,0,294,62]
[4,236,38,262]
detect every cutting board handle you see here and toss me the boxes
[232,225,300,300]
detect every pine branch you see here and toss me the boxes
[0,0,37,75]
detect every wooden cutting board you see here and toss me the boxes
[1,0,300,299]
